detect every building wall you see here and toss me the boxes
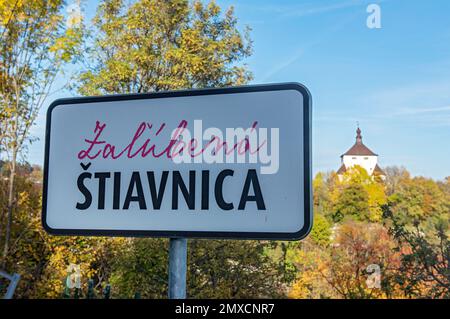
[342,155,378,175]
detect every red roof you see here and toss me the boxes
[341,127,377,157]
[373,164,386,176]
[337,164,347,174]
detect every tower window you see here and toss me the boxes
[364,157,368,160]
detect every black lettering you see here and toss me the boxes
[123,172,147,209]
[172,171,195,210]
[94,172,110,209]
[201,170,209,210]
[113,172,121,209]
[147,171,168,209]
[238,169,266,210]
[215,169,234,210]
[76,172,92,210]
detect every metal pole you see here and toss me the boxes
[4,273,20,299]
[168,238,187,299]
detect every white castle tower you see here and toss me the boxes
[337,126,385,179]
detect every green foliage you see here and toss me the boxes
[76,0,252,95]
[333,182,370,222]
[336,165,387,222]
[0,165,47,297]
[109,238,168,298]
[107,238,285,298]
[309,214,331,247]
[314,167,387,224]
[312,172,333,216]
[1,0,84,153]
[187,240,284,298]
[388,176,449,227]
[0,0,84,268]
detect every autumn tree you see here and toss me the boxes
[289,221,404,299]
[384,165,410,196]
[0,0,83,266]
[331,165,386,223]
[312,172,333,216]
[290,167,449,299]
[288,240,333,299]
[324,221,404,298]
[384,205,449,298]
[76,0,252,95]
[388,175,449,227]
[0,163,49,297]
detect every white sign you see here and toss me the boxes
[42,83,312,239]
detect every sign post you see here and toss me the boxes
[168,238,187,299]
[0,270,21,299]
[42,82,312,298]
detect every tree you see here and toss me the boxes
[76,0,252,95]
[312,172,333,216]
[0,164,99,298]
[333,183,370,222]
[325,222,404,298]
[0,0,83,266]
[384,166,410,196]
[289,221,404,299]
[108,239,284,298]
[388,175,449,226]
[288,239,333,299]
[109,238,168,298]
[187,240,284,298]
[309,214,332,247]
[332,165,386,222]
[0,163,44,296]
[384,206,449,298]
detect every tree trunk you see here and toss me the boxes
[2,146,17,268]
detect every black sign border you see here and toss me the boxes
[42,82,312,240]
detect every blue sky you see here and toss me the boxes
[27,0,450,180]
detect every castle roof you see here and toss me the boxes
[341,127,377,157]
[373,164,386,176]
[337,164,347,174]
[337,163,386,176]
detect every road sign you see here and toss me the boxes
[42,83,312,240]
